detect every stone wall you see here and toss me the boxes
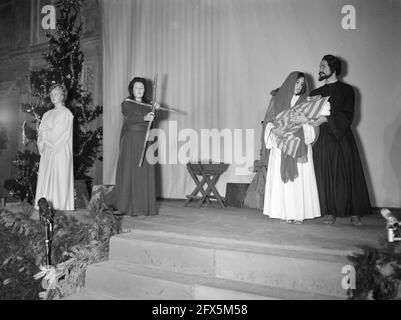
[0,0,103,192]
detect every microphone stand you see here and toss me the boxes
[38,198,54,266]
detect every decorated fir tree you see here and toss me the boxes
[5,0,102,203]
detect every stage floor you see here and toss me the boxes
[120,200,388,255]
[4,199,388,255]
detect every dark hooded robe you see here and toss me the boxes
[262,72,325,221]
[244,72,312,210]
[310,81,371,217]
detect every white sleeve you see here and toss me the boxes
[264,122,275,149]
[303,123,316,145]
[320,101,331,116]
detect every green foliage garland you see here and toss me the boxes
[0,203,44,299]
[0,194,121,300]
[34,191,122,300]
[347,236,401,300]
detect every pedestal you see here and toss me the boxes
[225,183,250,208]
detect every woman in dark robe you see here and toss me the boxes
[105,77,158,216]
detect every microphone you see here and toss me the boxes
[38,197,54,230]
[380,208,399,227]
[381,208,400,243]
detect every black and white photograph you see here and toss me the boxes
[0,0,400,307]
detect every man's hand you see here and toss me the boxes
[272,126,286,137]
[306,95,321,101]
[309,115,328,127]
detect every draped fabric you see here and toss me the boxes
[274,96,330,158]
[263,98,324,221]
[262,71,311,183]
[100,0,401,205]
[263,72,309,126]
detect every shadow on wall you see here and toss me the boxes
[384,109,401,207]
[304,72,316,93]
[351,85,376,205]
[145,73,185,199]
[333,56,375,205]
[143,74,171,199]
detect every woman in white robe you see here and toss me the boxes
[34,84,74,211]
[263,72,330,224]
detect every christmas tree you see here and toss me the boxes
[4,0,102,203]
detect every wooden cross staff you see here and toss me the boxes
[138,73,158,167]
[125,98,181,113]
[126,74,184,166]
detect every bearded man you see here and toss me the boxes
[309,55,371,226]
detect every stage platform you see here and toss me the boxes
[3,199,390,299]
[6,199,386,253]
[63,200,389,300]
[120,200,385,255]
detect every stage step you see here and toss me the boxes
[80,260,340,300]
[66,229,351,299]
[109,230,349,298]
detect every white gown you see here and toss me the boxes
[263,95,330,221]
[34,106,74,210]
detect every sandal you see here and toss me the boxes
[280,219,293,224]
[351,216,363,226]
[323,214,336,225]
[294,220,304,225]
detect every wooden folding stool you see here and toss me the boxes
[184,162,229,208]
